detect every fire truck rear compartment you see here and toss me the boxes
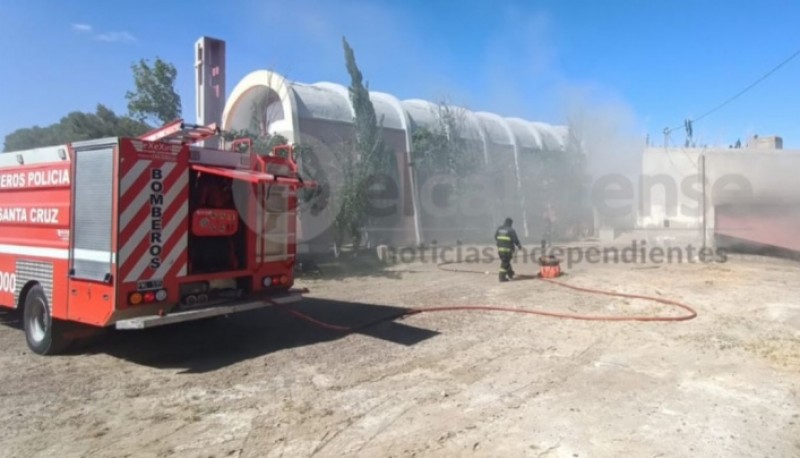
[187,170,246,275]
[174,170,250,307]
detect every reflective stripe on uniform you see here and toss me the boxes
[496,235,511,241]
[498,247,511,252]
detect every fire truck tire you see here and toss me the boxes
[22,285,70,355]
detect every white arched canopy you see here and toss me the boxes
[222,70,298,141]
[223,70,569,156]
[222,69,571,246]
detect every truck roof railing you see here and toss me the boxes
[138,119,220,145]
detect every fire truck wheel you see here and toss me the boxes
[22,285,70,355]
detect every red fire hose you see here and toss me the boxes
[275,261,697,333]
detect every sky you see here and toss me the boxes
[1,0,799,148]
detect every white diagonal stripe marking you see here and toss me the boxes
[121,173,188,282]
[123,197,187,283]
[119,162,182,259]
[152,229,187,279]
[120,159,151,197]
[119,162,177,228]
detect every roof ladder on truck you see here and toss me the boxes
[138,118,220,145]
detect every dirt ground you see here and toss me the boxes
[1,244,800,457]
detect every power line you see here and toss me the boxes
[665,46,800,135]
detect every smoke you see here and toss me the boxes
[481,7,561,120]
[559,84,645,179]
[477,5,647,234]
[440,7,648,238]
[240,1,649,242]
[557,84,646,230]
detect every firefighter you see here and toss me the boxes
[495,217,522,282]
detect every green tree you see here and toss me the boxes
[411,101,481,178]
[410,101,485,242]
[125,57,182,125]
[293,143,327,213]
[333,37,394,248]
[3,104,150,152]
[343,38,390,174]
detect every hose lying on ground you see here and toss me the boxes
[274,261,697,332]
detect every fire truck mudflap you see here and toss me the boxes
[114,288,304,330]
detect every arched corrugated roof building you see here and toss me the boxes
[221,70,570,249]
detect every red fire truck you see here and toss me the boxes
[0,120,312,355]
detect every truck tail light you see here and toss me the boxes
[129,289,168,305]
[262,275,290,288]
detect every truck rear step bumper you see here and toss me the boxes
[114,291,303,330]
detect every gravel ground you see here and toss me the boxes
[1,247,800,457]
